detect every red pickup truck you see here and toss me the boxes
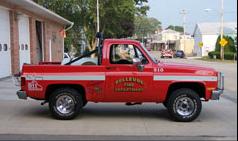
[16,38,224,122]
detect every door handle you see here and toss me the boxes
[106,67,112,70]
[106,66,116,70]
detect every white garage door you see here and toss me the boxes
[0,7,11,78]
[18,15,30,70]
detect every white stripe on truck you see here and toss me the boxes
[26,75,105,81]
[153,75,217,81]
[25,75,217,82]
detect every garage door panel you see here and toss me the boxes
[0,7,11,78]
[18,15,30,70]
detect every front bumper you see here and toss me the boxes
[211,89,223,100]
[16,90,27,100]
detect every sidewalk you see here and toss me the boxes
[0,77,19,100]
[186,56,202,59]
[0,76,12,81]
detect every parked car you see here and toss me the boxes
[161,49,173,58]
[146,47,151,51]
[174,50,185,58]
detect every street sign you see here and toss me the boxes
[198,42,203,48]
[219,38,228,47]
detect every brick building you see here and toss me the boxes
[0,0,73,78]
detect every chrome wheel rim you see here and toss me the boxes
[56,95,75,114]
[175,97,195,116]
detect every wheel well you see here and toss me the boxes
[45,84,86,102]
[166,82,205,101]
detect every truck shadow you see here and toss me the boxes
[23,103,171,121]
[79,104,171,121]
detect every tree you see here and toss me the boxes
[35,0,150,54]
[34,0,88,53]
[134,0,150,16]
[166,25,184,33]
[134,16,161,40]
[234,35,237,52]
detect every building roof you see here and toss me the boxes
[193,22,237,36]
[3,0,73,26]
[162,29,181,34]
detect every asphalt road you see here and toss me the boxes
[0,58,237,140]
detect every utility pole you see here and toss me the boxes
[220,0,224,60]
[97,0,100,33]
[96,0,100,60]
[180,9,187,52]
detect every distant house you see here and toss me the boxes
[193,22,237,57]
[0,0,73,78]
[150,29,194,56]
[178,35,194,57]
[151,29,181,50]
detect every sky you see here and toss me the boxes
[147,0,237,34]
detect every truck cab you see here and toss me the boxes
[16,38,224,122]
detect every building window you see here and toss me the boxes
[21,44,24,50]
[4,44,7,51]
[25,44,28,50]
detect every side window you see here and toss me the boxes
[25,44,28,50]
[21,44,24,50]
[3,44,8,51]
[0,44,2,52]
[135,47,149,64]
[110,44,135,64]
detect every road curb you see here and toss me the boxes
[0,134,237,141]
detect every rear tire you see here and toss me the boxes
[49,88,83,120]
[163,101,168,108]
[167,88,202,122]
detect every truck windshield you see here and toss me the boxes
[140,44,158,64]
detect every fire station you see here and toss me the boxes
[0,0,73,79]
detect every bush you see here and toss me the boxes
[208,51,219,59]
[208,51,237,60]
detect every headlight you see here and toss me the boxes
[218,72,224,90]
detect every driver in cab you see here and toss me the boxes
[115,45,135,64]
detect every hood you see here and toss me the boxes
[158,62,217,76]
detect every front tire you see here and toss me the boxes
[167,88,202,122]
[49,88,83,120]
[82,101,88,107]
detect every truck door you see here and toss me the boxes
[105,44,154,102]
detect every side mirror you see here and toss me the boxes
[132,58,141,65]
[133,58,144,72]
